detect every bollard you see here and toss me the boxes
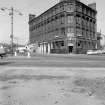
[27,52,31,58]
[14,52,17,56]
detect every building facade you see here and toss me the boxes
[29,0,97,54]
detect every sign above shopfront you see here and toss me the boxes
[67,33,74,37]
[68,43,74,46]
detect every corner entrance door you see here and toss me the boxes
[68,46,73,53]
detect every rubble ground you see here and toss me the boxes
[0,68,105,105]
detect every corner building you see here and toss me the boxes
[29,0,97,54]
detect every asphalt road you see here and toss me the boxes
[0,54,105,68]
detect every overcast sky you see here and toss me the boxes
[0,0,104,45]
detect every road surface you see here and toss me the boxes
[0,54,105,67]
[0,54,105,105]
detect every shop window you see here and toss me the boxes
[61,42,64,46]
[61,28,65,35]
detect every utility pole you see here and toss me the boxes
[14,36,19,50]
[1,7,22,55]
[10,7,14,55]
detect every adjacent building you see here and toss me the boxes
[96,31,105,50]
[29,0,97,54]
[100,33,105,50]
[97,32,101,49]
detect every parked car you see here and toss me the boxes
[0,46,6,59]
[100,50,105,54]
[87,50,102,55]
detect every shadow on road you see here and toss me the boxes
[0,61,13,66]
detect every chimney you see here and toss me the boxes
[88,3,96,10]
[29,14,36,21]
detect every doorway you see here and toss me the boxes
[68,46,73,53]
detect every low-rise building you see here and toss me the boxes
[96,32,105,50]
[97,32,101,49]
[100,34,105,50]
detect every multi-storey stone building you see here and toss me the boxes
[29,0,97,54]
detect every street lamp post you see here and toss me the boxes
[10,7,14,55]
[14,36,19,50]
[1,7,22,55]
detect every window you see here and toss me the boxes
[61,16,65,24]
[76,16,81,27]
[76,28,82,36]
[67,27,74,38]
[66,4,74,12]
[68,15,74,23]
[67,27,74,33]
[60,4,64,12]
[82,18,85,28]
[76,5,82,12]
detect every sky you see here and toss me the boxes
[0,0,105,45]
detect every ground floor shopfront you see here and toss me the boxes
[35,38,97,54]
